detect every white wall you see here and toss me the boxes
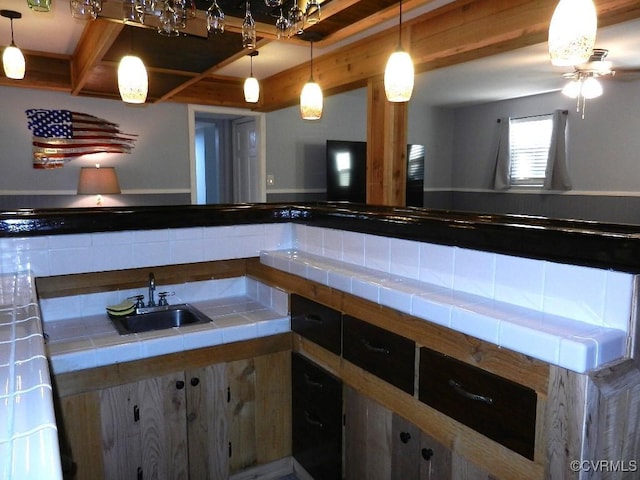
[0,86,190,201]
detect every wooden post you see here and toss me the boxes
[366,77,408,207]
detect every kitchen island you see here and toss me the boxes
[1,203,639,479]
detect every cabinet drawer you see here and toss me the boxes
[418,347,536,460]
[343,315,415,394]
[291,294,342,355]
[291,353,342,480]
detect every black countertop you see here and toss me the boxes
[2,202,640,273]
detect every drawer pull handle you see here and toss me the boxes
[304,410,324,429]
[361,338,390,355]
[448,379,494,405]
[303,313,324,324]
[304,373,324,389]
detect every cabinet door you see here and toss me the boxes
[227,351,292,473]
[292,353,342,480]
[100,372,189,480]
[186,363,228,480]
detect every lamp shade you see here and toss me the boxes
[300,80,323,120]
[118,54,148,104]
[244,75,259,103]
[3,44,25,79]
[384,49,414,102]
[77,167,121,195]
[548,0,597,66]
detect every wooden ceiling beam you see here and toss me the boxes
[258,0,640,112]
[70,19,124,96]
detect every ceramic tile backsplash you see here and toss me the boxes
[0,223,295,279]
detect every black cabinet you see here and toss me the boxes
[343,315,415,395]
[419,346,537,460]
[291,294,342,355]
[292,353,343,480]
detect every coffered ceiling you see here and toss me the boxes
[0,0,639,110]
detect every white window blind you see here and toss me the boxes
[509,114,554,187]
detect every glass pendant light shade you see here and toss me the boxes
[581,76,602,99]
[118,54,148,104]
[561,79,581,98]
[300,81,323,120]
[1,10,25,80]
[244,76,260,103]
[384,49,414,102]
[548,0,597,66]
[3,44,25,79]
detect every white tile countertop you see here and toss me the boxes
[1,274,289,480]
[41,277,290,375]
[0,272,62,480]
[261,248,631,373]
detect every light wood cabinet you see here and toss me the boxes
[344,386,493,480]
[55,340,291,480]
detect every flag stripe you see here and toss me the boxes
[26,109,137,168]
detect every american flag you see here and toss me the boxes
[26,109,138,169]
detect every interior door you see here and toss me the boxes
[233,117,259,203]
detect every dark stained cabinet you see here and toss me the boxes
[292,352,343,480]
[342,315,415,394]
[419,346,537,460]
[291,294,342,355]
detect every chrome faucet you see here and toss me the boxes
[148,272,156,307]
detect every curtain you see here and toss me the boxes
[492,117,510,190]
[492,110,571,190]
[544,109,571,190]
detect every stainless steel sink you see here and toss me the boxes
[111,303,212,335]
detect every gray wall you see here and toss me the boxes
[265,88,368,201]
[442,79,640,223]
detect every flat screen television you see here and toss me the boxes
[326,140,367,203]
[325,140,424,206]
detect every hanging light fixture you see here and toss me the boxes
[561,48,610,119]
[300,39,323,120]
[548,0,598,66]
[118,26,148,104]
[244,51,260,103]
[384,0,414,102]
[1,10,25,80]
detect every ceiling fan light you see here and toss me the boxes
[384,49,414,102]
[562,79,581,98]
[244,76,259,103]
[300,81,323,120]
[548,0,597,66]
[3,44,25,79]
[118,54,148,104]
[581,76,602,99]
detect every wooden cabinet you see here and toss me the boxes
[344,386,493,480]
[419,346,537,460]
[291,294,342,355]
[291,352,342,480]
[343,315,415,394]
[55,343,291,480]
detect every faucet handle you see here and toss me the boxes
[157,291,174,306]
[128,295,145,309]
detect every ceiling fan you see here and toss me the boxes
[561,48,640,118]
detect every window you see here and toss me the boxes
[509,114,554,187]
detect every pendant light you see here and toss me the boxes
[300,39,323,120]
[1,10,25,80]
[244,51,260,103]
[384,0,414,102]
[118,26,148,104]
[548,0,597,66]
